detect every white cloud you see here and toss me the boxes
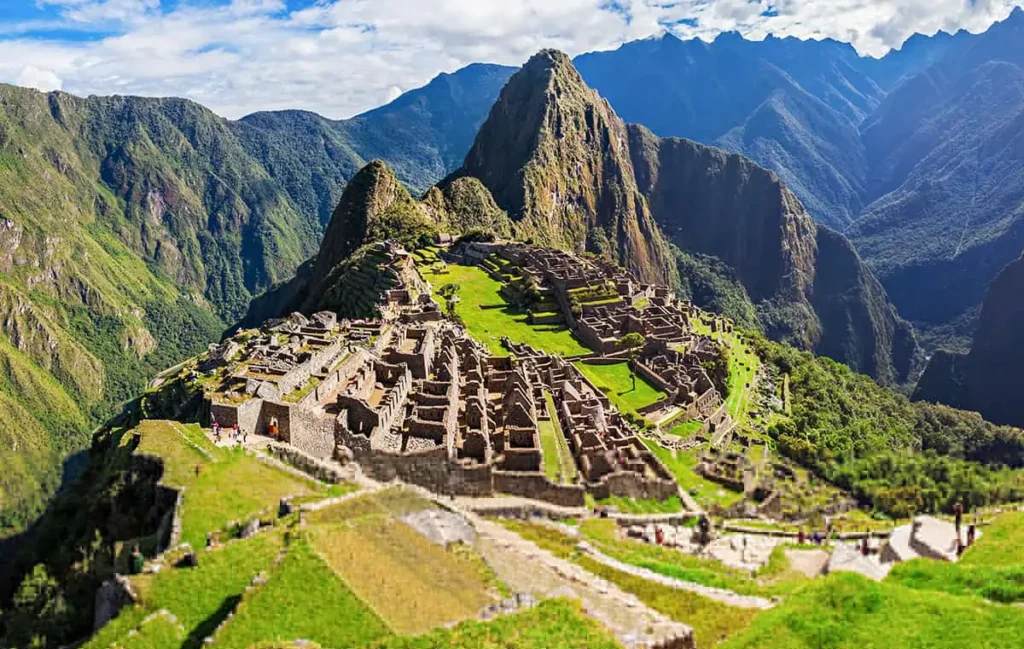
[0,0,1021,119]
[15,64,63,92]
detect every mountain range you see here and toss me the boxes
[2,10,1022,538]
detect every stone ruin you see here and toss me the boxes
[200,242,682,508]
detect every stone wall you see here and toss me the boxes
[286,405,336,459]
[589,471,678,502]
[493,471,586,507]
[268,442,347,483]
[93,576,137,631]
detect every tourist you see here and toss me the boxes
[233,423,240,441]
[212,419,221,442]
[967,524,977,547]
[861,533,870,556]
[268,417,279,439]
[797,528,806,545]
[129,544,144,575]
[954,502,964,536]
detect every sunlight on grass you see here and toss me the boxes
[573,361,665,415]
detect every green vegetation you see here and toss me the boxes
[214,538,391,649]
[500,519,759,647]
[596,495,685,514]
[643,441,744,508]
[720,572,1024,649]
[134,421,321,548]
[313,516,494,634]
[364,599,619,649]
[755,335,1024,516]
[420,263,588,357]
[573,361,665,416]
[665,419,703,438]
[539,392,577,483]
[674,248,759,331]
[887,511,1024,603]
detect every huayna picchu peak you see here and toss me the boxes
[3,19,1024,649]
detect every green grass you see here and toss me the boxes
[643,440,744,508]
[666,419,703,438]
[420,263,588,357]
[134,420,322,548]
[305,487,437,526]
[959,511,1024,568]
[719,572,1024,649]
[362,598,620,649]
[885,511,1024,603]
[500,520,758,647]
[539,392,577,483]
[722,331,759,423]
[126,532,284,646]
[572,361,665,416]
[213,538,391,649]
[312,515,496,634]
[596,495,685,514]
[118,612,185,649]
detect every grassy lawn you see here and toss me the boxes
[540,392,577,483]
[126,532,284,647]
[500,520,759,647]
[306,487,437,526]
[960,511,1024,567]
[118,612,184,649]
[719,572,1024,649]
[886,511,1024,603]
[312,516,496,634]
[420,263,589,357]
[643,440,744,508]
[666,419,703,438]
[573,361,665,416]
[596,494,686,514]
[363,599,620,649]
[134,420,323,548]
[214,539,391,649]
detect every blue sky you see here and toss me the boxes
[0,0,1021,119]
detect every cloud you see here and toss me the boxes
[0,0,1021,119]
[15,65,63,92]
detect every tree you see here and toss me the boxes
[437,283,461,318]
[618,332,646,391]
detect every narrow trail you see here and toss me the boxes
[576,542,776,610]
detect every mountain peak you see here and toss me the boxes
[451,49,675,284]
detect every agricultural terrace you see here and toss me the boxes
[643,440,745,509]
[540,391,577,484]
[416,257,589,358]
[131,420,325,549]
[573,361,666,417]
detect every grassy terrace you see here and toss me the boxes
[643,440,744,509]
[133,420,322,549]
[419,262,589,357]
[887,511,1024,603]
[500,519,762,647]
[540,391,577,483]
[573,361,665,416]
[214,539,390,649]
[723,330,759,424]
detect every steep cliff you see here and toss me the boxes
[914,253,1024,426]
[627,125,920,384]
[449,50,676,286]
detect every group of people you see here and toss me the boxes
[211,419,246,444]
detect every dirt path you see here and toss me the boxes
[577,542,776,610]
[470,516,695,649]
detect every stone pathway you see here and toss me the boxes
[785,549,830,578]
[469,515,695,649]
[576,542,776,610]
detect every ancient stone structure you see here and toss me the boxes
[197,242,691,508]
